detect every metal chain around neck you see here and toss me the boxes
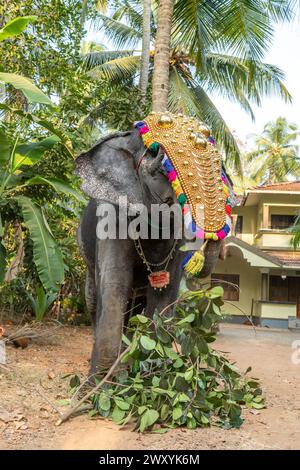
[134,238,178,273]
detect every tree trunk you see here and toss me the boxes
[139,0,151,101]
[152,0,174,112]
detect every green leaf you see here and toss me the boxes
[251,402,265,410]
[152,376,160,387]
[173,358,184,368]
[138,406,147,415]
[196,336,209,354]
[25,176,86,203]
[15,196,64,292]
[209,286,224,299]
[70,375,80,389]
[0,128,11,163]
[0,104,74,159]
[140,335,156,351]
[111,406,126,423]
[0,16,37,41]
[14,136,60,167]
[113,397,130,411]
[187,416,197,429]
[172,407,183,421]
[163,347,179,360]
[155,342,165,357]
[156,326,171,344]
[177,313,195,325]
[139,409,159,433]
[98,393,111,412]
[184,368,194,382]
[160,404,170,421]
[136,314,148,323]
[122,334,131,346]
[200,414,210,425]
[0,73,53,106]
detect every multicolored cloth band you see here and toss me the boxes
[134,112,236,276]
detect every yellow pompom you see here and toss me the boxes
[205,232,218,241]
[184,251,205,275]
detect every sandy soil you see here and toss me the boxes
[1,323,300,450]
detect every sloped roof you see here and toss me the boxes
[225,236,281,268]
[252,181,300,192]
[266,251,300,267]
[225,236,300,268]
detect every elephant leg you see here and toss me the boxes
[90,238,134,375]
[85,269,97,331]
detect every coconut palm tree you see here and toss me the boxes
[139,0,152,99]
[152,0,174,111]
[246,117,300,184]
[83,0,296,171]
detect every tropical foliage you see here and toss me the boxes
[246,117,300,184]
[71,287,264,431]
[83,0,296,170]
[0,11,87,316]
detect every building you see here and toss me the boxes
[213,181,300,328]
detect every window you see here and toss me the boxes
[269,276,300,302]
[235,215,243,235]
[212,274,240,301]
[271,214,295,230]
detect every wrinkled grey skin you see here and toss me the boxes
[76,129,221,374]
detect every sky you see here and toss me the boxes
[211,20,300,146]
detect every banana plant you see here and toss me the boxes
[26,284,57,322]
[0,17,85,293]
[0,126,85,292]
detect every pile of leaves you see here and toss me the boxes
[78,287,264,432]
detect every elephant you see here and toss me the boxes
[76,128,222,375]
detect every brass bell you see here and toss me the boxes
[194,133,207,149]
[198,123,211,138]
[183,160,189,166]
[188,172,194,177]
[158,113,173,127]
[192,183,198,188]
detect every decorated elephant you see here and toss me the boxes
[76,112,234,374]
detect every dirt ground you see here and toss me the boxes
[1,323,300,450]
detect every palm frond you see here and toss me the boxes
[112,0,144,32]
[83,50,136,71]
[92,14,142,49]
[87,55,140,82]
[172,0,218,69]
[214,0,274,60]
[202,53,292,107]
[263,0,298,22]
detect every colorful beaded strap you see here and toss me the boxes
[135,112,236,276]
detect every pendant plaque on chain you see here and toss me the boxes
[148,271,170,289]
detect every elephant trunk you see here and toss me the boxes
[198,239,222,278]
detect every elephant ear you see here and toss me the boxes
[75,130,143,207]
